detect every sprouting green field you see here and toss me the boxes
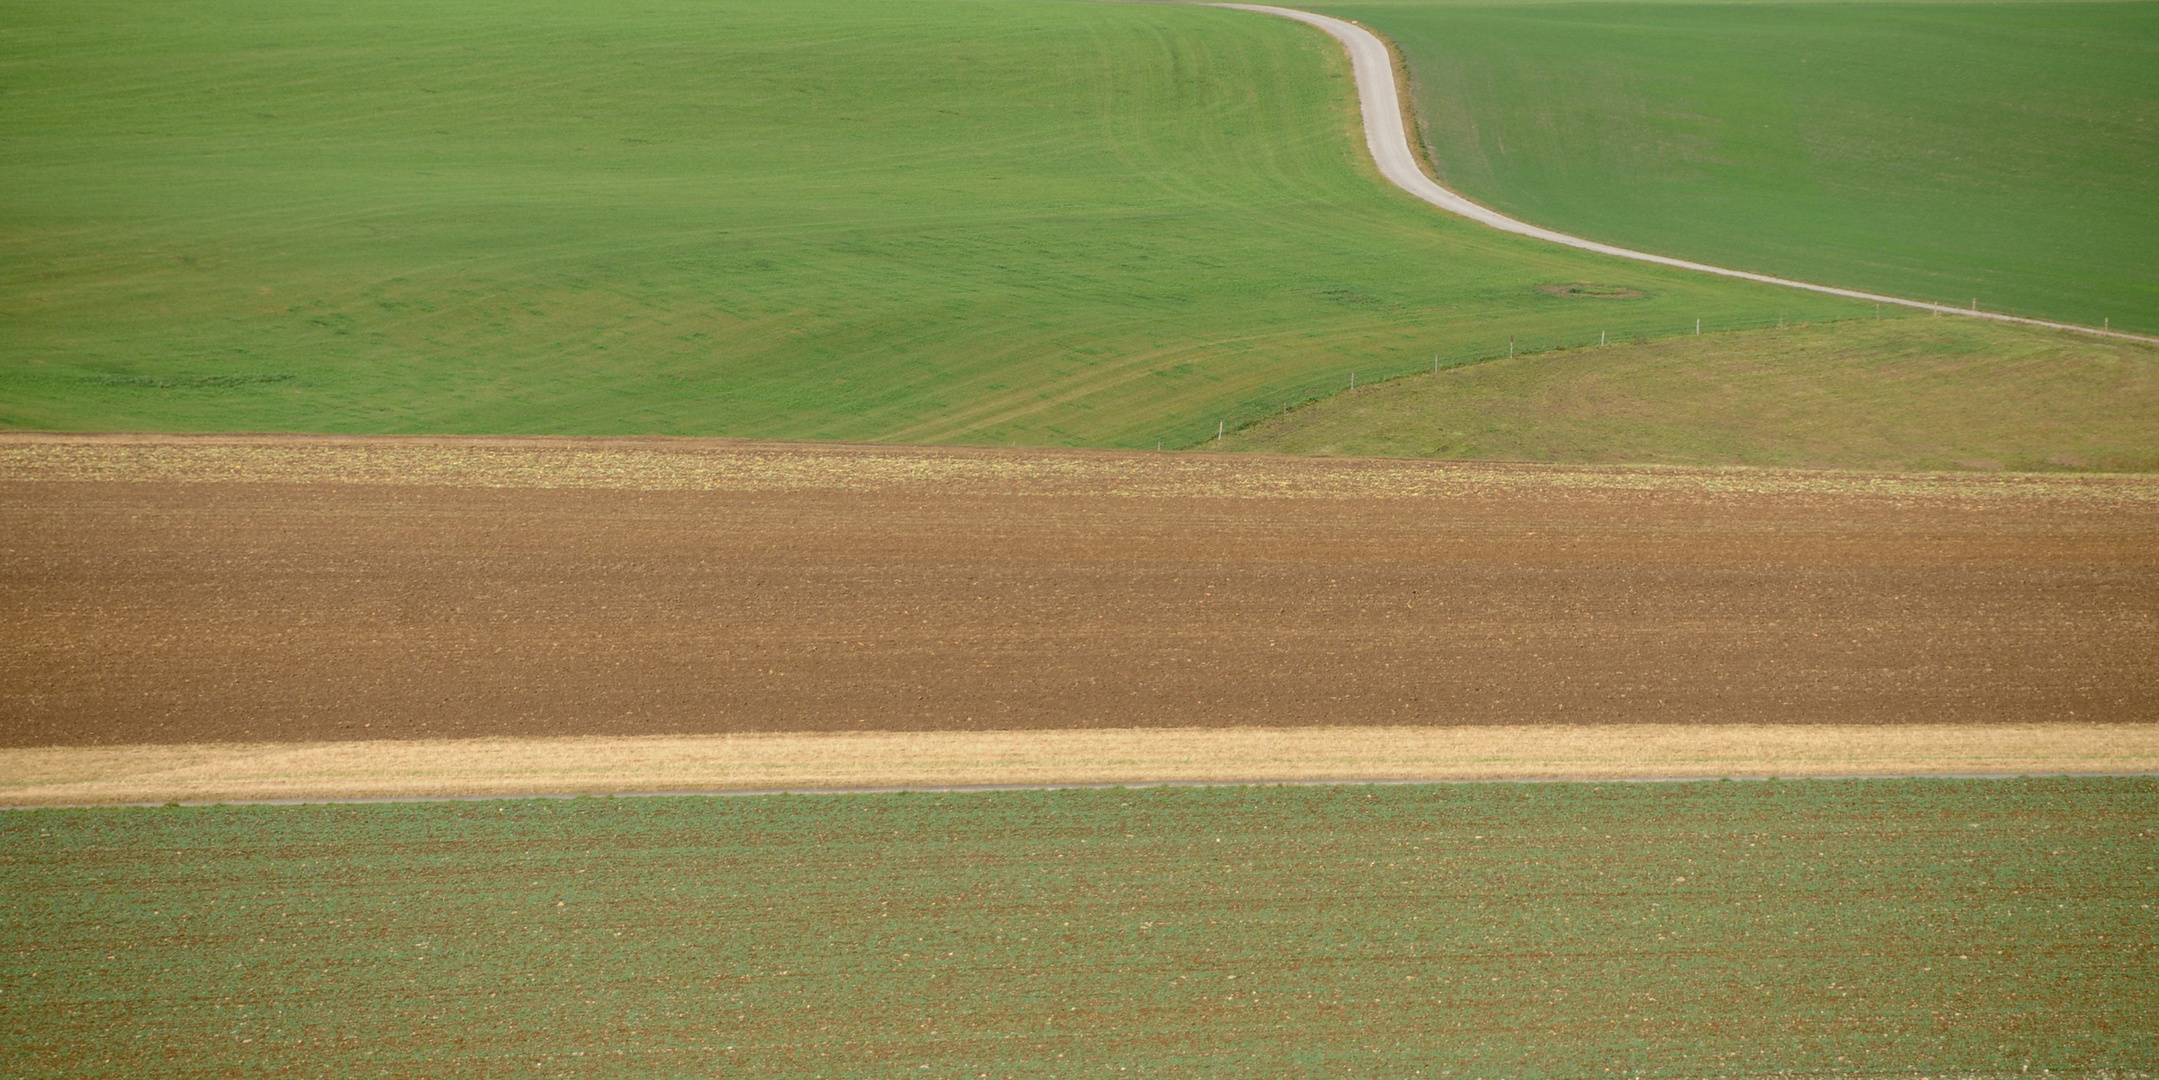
[1227,316,2159,470]
[0,0,1873,445]
[4,780,2153,1078]
[1323,0,2159,333]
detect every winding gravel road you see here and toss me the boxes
[1221,3,2158,345]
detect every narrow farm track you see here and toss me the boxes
[4,435,2155,752]
[5,725,2155,807]
[1221,3,2159,346]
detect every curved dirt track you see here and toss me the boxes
[1219,3,2159,346]
[4,435,2155,749]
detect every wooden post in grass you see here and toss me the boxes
[1695,318,1701,335]
[1508,335,1514,357]
[1217,420,1224,443]
[1600,330,1606,346]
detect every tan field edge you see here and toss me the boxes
[3,724,2152,807]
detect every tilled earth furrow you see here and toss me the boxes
[3,439,2153,746]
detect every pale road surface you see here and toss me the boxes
[1218,3,2159,345]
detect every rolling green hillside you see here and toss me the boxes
[1225,316,2159,470]
[0,0,1866,444]
[1324,0,2159,333]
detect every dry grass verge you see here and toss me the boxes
[1222,318,2159,472]
[4,724,2151,806]
[7,431,2156,501]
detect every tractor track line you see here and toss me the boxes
[1217,3,2159,345]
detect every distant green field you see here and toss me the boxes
[1227,317,2159,470]
[5,780,2152,1077]
[0,0,1867,445]
[1323,0,2159,333]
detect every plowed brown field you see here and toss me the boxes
[4,434,2154,748]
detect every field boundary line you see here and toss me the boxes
[9,772,2159,810]
[5,724,2153,808]
[1214,3,2159,346]
[9,432,2158,500]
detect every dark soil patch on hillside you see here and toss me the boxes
[1538,281,1646,299]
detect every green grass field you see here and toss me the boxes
[5,780,2152,1077]
[0,0,1873,446]
[1226,317,2159,470]
[1323,0,2159,333]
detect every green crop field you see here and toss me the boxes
[1323,0,2159,334]
[1227,316,2159,470]
[0,0,1872,446]
[4,780,2153,1077]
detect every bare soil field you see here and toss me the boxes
[3,434,2154,748]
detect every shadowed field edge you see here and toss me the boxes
[3,724,2152,806]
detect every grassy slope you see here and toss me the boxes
[1226,317,2159,470]
[1322,0,2159,332]
[6,781,2153,1077]
[0,0,1860,446]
